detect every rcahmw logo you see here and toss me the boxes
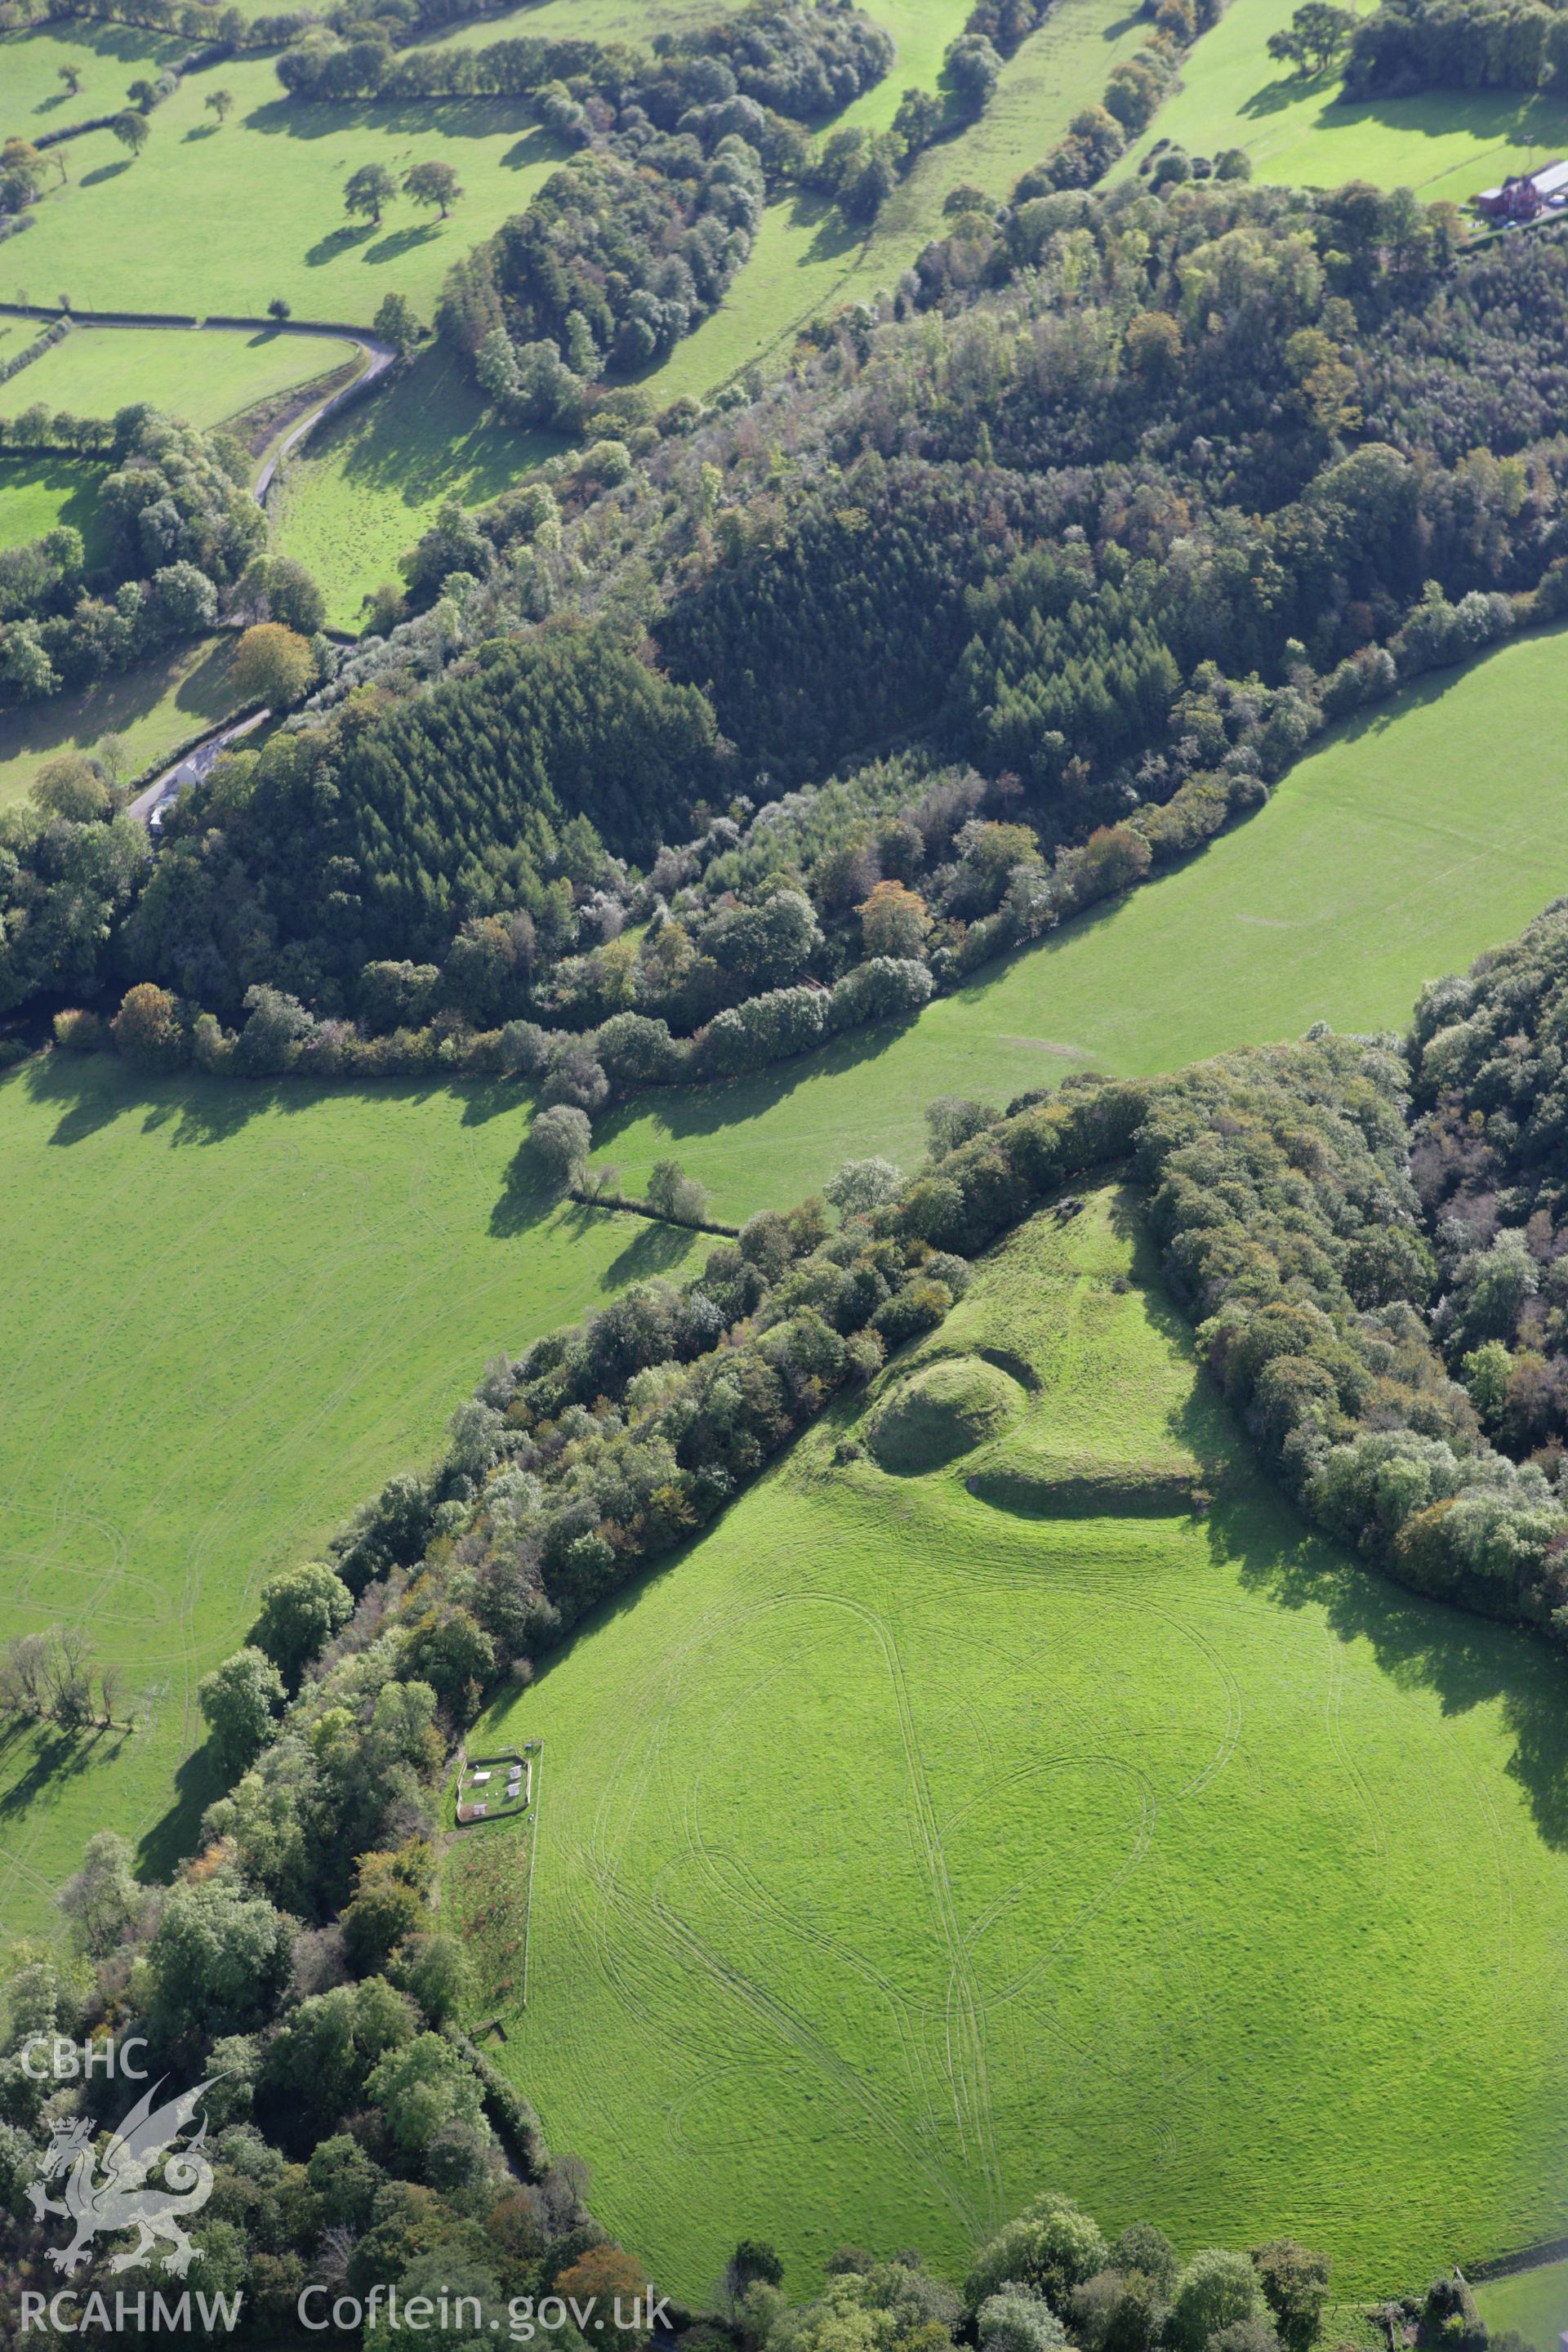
[21,2068,243,2335]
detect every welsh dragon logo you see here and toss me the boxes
[27,2074,218,2278]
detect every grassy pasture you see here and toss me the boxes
[0,1056,702,1937]
[0,635,246,809]
[0,452,107,559]
[269,342,556,627]
[1113,0,1568,199]
[597,623,1568,1221]
[0,36,567,326]
[1476,2261,1568,2350]
[0,20,188,131]
[429,0,745,55]
[474,1187,1568,2299]
[0,322,361,434]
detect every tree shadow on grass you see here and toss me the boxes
[245,92,549,147]
[365,220,439,267]
[589,1012,922,1168]
[0,1721,118,1823]
[489,1133,562,1237]
[0,452,109,559]
[137,1739,224,1887]
[500,127,557,172]
[12,1051,515,1155]
[296,341,561,510]
[306,221,376,269]
[1102,1186,1239,1482]
[601,1213,705,1288]
[1238,65,1340,120]
[80,158,131,188]
[1207,1471,1568,1851]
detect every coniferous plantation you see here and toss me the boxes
[12,0,1568,2343]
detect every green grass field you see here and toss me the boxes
[1476,2261,1568,2350]
[429,0,744,54]
[0,635,246,809]
[472,1187,1568,2299]
[1,19,188,131]
[0,1056,702,1937]
[595,623,1568,1221]
[0,33,568,326]
[0,452,107,559]
[269,342,556,627]
[0,321,361,434]
[1114,0,1568,198]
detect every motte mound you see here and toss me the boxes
[866,1355,1023,1475]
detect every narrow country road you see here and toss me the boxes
[127,704,270,828]
[0,304,398,501]
[0,305,402,828]
[251,323,398,501]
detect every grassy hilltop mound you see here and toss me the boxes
[865,1352,1024,1472]
[472,1187,1568,2301]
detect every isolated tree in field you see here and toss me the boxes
[44,1626,95,1729]
[59,1831,140,1954]
[110,109,150,158]
[403,158,462,217]
[232,620,315,709]
[57,62,82,96]
[198,1644,286,1779]
[0,1632,50,1718]
[344,161,397,225]
[96,1659,123,1726]
[266,296,292,322]
[205,87,235,126]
